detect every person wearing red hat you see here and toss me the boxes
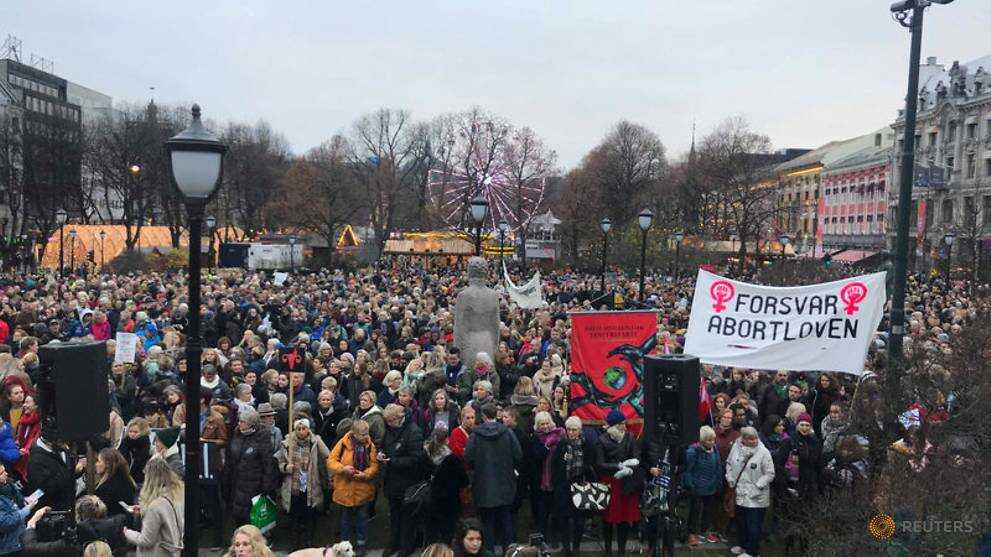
[773,412,823,502]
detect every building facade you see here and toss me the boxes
[821,130,894,255]
[889,54,991,272]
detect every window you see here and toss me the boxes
[947,157,954,171]
[942,198,953,223]
[984,195,991,226]
[948,121,958,141]
[967,154,976,179]
[967,123,977,140]
[985,158,991,178]
[929,132,938,146]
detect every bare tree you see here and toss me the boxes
[264,136,364,261]
[350,108,427,256]
[696,117,779,268]
[219,121,291,238]
[583,120,666,226]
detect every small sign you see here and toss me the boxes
[274,272,288,286]
[114,332,138,364]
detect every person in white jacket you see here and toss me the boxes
[725,427,774,557]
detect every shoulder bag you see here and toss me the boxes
[722,450,755,518]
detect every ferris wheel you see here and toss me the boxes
[427,162,546,233]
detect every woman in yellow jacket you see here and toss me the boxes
[327,419,379,556]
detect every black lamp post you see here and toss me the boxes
[166,104,227,557]
[68,229,77,274]
[599,217,611,294]
[943,231,955,278]
[206,215,217,268]
[888,0,955,372]
[638,208,653,302]
[56,209,67,277]
[470,195,489,256]
[673,231,685,280]
[497,219,508,270]
[289,235,297,273]
[99,230,107,268]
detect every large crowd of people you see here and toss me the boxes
[0,257,978,557]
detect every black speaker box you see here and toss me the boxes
[643,354,701,446]
[38,341,110,441]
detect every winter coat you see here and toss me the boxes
[13,410,40,480]
[275,434,331,512]
[337,406,386,448]
[95,471,137,517]
[421,404,460,435]
[25,440,75,511]
[0,490,27,555]
[120,435,152,484]
[464,420,522,509]
[510,395,539,435]
[455,369,500,406]
[725,439,775,509]
[124,495,183,557]
[224,427,278,520]
[23,516,128,557]
[381,419,425,499]
[594,431,644,496]
[313,397,349,449]
[425,450,468,516]
[549,435,597,517]
[819,416,848,456]
[0,423,19,468]
[327,432,380,507]
[683,443,722,496]
[774,432,824,499]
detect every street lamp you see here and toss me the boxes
[637,208,653,302]
[288,235,298,273]
[56,209,67,277]
[166,103,226,557]
[779,233,791,256]
[674,231,685,280]
[599,217,612,294]
[68,228,77,274]
[99,230,107,268]
[497,219,509,271]
[470,195,489,256]
[205,215,217,268]
[888,0,956,376]
[943,231,956,278]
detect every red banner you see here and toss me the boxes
[917,199,927,243]
[569,311,657,427]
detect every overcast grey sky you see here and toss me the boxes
[3,1,989,168]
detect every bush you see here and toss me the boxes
[108,250,152,274]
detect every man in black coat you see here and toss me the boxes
[379,404,425,557]
[758,371,791,427]
[25,421,76,512]
[465,403,522,554]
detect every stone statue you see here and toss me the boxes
[454,257,500,370]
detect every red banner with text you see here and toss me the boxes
[569,311,657,429]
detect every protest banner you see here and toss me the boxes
[114,332,138,364]
[569,311,657,426]
[684,270,885,374]
[503,263,546,309]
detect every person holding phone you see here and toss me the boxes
[0,462,36,555]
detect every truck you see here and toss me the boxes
[245,243,303,271]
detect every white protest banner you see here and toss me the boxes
[273,272,288,286]
[114,332,139,364]
[503,264,546,309]
[684,270,885,374]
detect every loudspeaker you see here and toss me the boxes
[38,341,110,441]
[643,354,700,446]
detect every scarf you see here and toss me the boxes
[606,425,625,443]
[564,437,584,481]
[772,381,788,400]
[536,427,564,491]
[352,437,369,472]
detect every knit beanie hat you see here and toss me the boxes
[155,427,180,448]
[606,408,626,426]
[797,413,813,425]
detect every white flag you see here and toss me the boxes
[503,264,546,309]
[684,270,885,375]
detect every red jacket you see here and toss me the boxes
[90,320,111,341]
[14,410,40,480]
[449,426,470,459]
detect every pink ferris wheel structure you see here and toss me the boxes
[427,161,546,234]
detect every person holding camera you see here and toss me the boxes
[22,495,128,557]
[123,458,184,557]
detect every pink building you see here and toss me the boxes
[820,140,892,260]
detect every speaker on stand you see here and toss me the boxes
[642,354,702,553]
